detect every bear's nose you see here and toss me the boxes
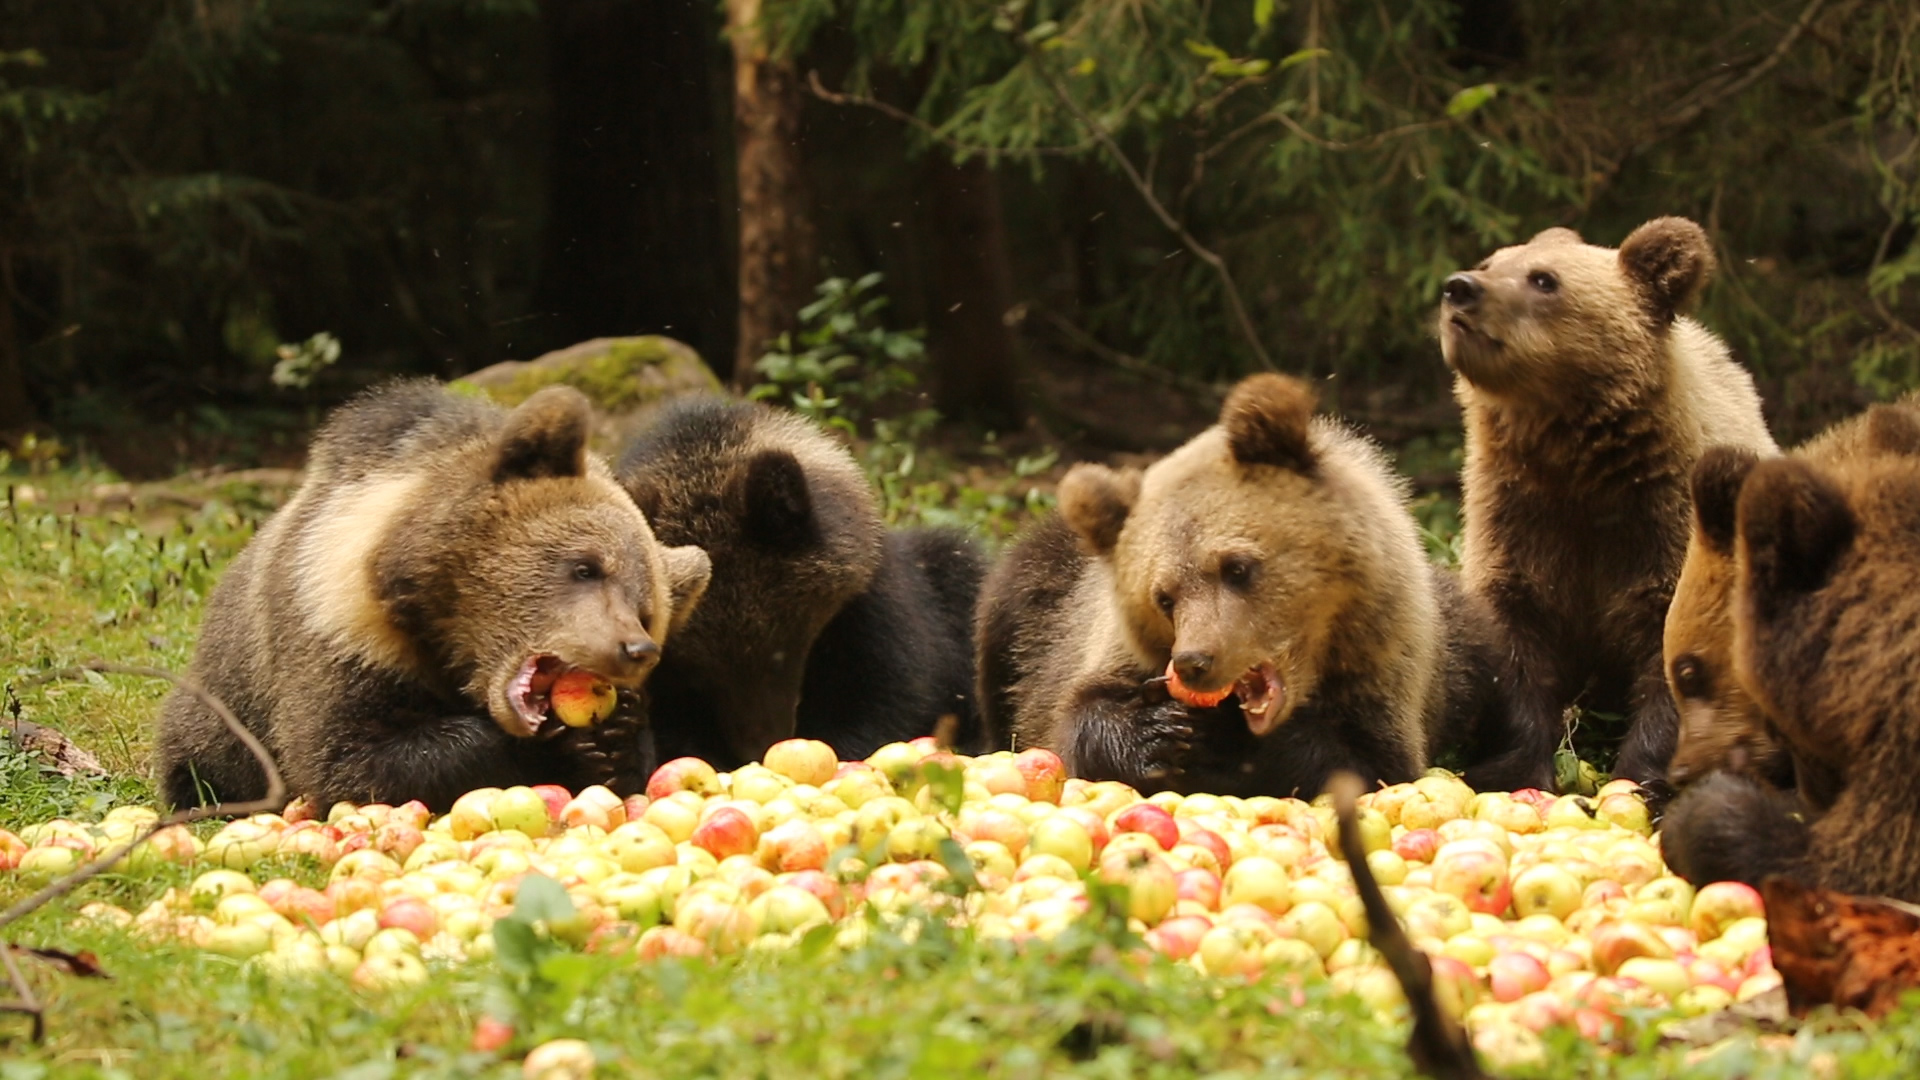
[1441,273,1483,308]
[621,638,660,664]
[1172,651,1214,685]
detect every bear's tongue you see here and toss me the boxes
[1235,664,1285,736]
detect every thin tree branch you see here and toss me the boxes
[807,71,1106,159]
[0,936,41,1044]
[1330,771,1487,1080]
[0,663,286,941]
[1031,62,1276,371]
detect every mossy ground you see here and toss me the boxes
[2,465,1919,1077]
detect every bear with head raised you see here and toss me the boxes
[1439,216,1777,792]
[1663,398,1920,796]
[975,374,1520,797]
[618,399,986,767]
[1661,446,1920,900]
[155,381,712,810]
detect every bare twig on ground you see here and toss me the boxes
[0,663,284,1041]
[1330,771,1488,1080]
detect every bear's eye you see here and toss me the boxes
[1528,270,1559,294]
[1670,654,1710,700]
[572,559,605,582]
[1154,590,1175,617]
[1219,556,1259,591]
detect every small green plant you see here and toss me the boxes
[269,331,342,390]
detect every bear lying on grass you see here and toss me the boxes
[1440,216,1777,792]
[1662,448,1920,900]
[976,373,1523,798]
[155,381,711,810]
[618,399,986,768]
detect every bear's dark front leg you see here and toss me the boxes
[1060,677,1231,794]
[1615,657,1681,804]
[1458,622,1565,794]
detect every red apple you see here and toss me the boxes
[530,784,573,822]
[282,797,319,824]
[1588,919,1675,975]
[957,808,1029,857]
[470,1015,514,1054]
[691,806,758,861]
[969,757,1028,797]
[622,794,651,822]
[1145,915,1212,960]
[1489,951,1552,1003]
[1096,846,1177,924]
[1175,867,1222,910]
[550,670,616,728]
[1111,803,1180,851]
[635,925,708,960]
[1431,842,1512,915]
[378,896,439,940]
[646,757,722,801]
[756,819,829,873]
[1014,748,1068,803]
[1055,806,1110,854]
[1393,828,1439,864]
[1174,820,1233,872]
[1428,954,1480,1019]
[776,869,847,921]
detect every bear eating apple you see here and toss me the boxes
[975,373,1524,798]
[154,380,711,811]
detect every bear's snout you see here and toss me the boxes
[1442,273,1483,309]
[1172,650,1216,686]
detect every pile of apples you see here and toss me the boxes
[0,738,1778,1063]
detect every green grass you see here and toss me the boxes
[4,464,1920,1077]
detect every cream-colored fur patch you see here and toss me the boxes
[293,471,429,672]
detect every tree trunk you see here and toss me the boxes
[0,260,31,433]
[535,0,735,370]
[726,0,816,390]
[922,156,1022,428]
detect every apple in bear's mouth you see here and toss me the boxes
[509,655,617,735]
[1162,661,1286,736]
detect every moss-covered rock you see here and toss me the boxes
[453,336,725,453]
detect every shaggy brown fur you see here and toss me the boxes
[618,399,985,767]
[154,381,711,810]
[1662,451,1920,900]
[1665,398,1920,795]
[1440,216,1777,792]
[976,374,1522,797]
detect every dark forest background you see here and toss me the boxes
[1,0,1915,474]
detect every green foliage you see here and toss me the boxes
[754,275,1056,537]
[769,0,1920,422]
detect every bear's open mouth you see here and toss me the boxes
[507,654,571,737]
[1234,663,1286,736]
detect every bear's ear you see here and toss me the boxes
[1619,216,1716,320]
[1527,226,1584,246]
[735,449,817,549]
[493,386,592,483]
[1222,373,1317,472]
[660,544,713,635]
[1691,446,1762,556]
[1059,463,1141,557]
[1738,458,1855,615]
[1866,403,1920,459]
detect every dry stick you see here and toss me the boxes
[0,663,286,1041]
[1329,771,1487,1080]
[1031,63,1277,372]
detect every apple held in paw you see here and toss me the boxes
[550,670,617,728]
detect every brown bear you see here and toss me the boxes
[975,374,1523,797]
[1660,448,1920,900]
[1440,216,1777,792]
[1664,398,1920,796]
[617,399,986,768]
[154,381,712,810]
